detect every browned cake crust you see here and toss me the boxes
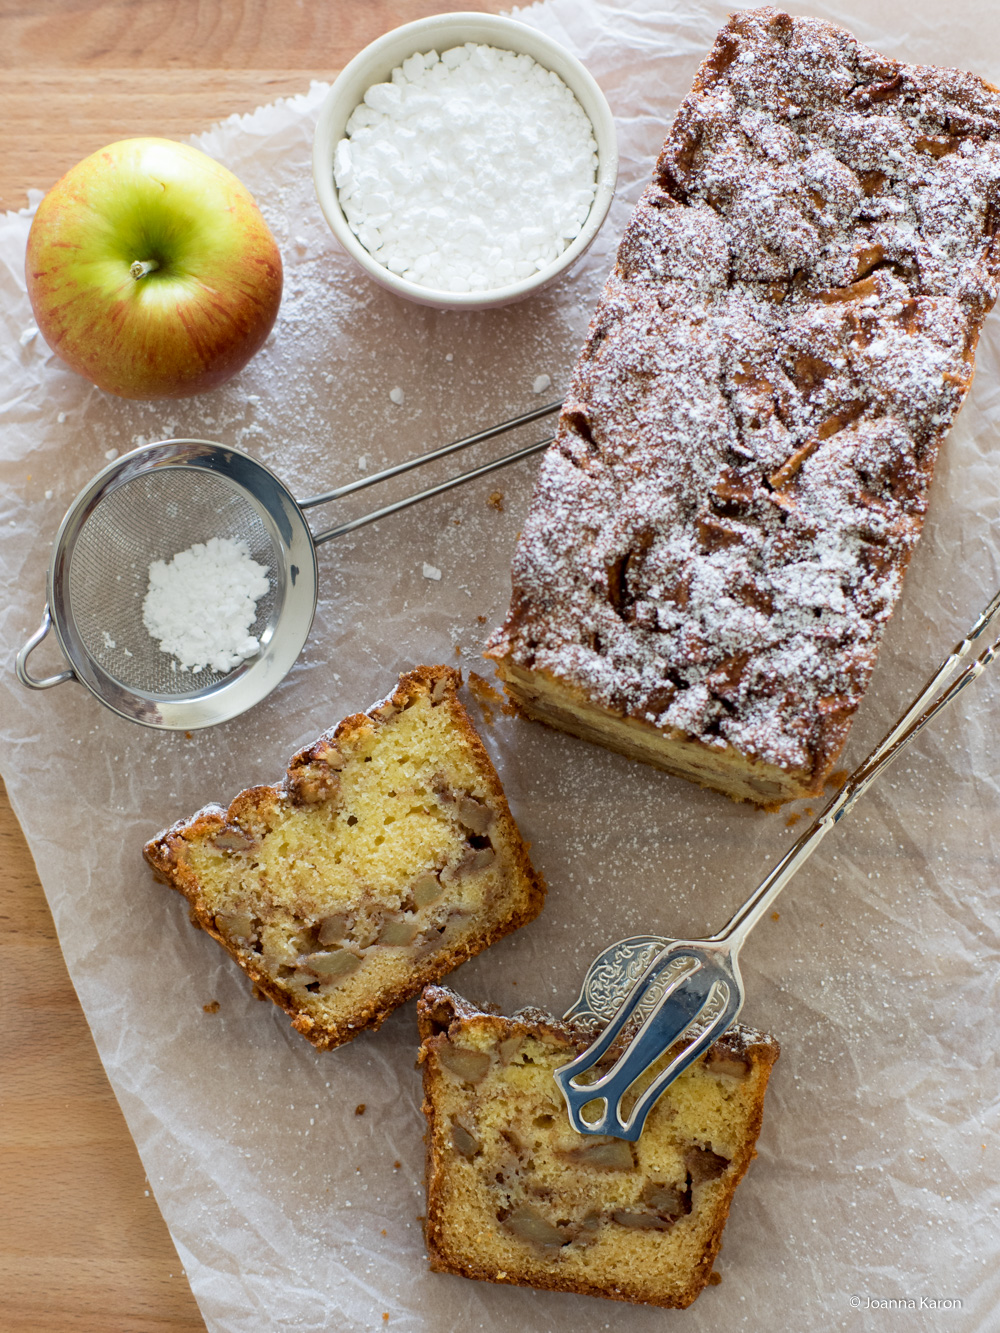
[487,7,1000,807]
[418,985,779,1309]
[144,667,545,1049]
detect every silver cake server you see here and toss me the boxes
[555,585,1000,1141]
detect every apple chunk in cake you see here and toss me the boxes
[144,667,544,1049]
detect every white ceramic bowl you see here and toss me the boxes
[312,11,618,310]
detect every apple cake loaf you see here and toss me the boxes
[418,985,779,1309]
[487,7,1000,807]
[144,667,544,1049]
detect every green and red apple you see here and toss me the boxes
[25,138,283,399]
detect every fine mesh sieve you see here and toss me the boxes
[68,466,283,698]
[17,404,558,729]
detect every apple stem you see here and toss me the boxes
[130,259,160,280]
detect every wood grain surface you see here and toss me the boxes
[0,3,506,1329]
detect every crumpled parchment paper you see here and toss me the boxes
[2,2,999,1329]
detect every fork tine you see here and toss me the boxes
[556,952,704,1090]
[558,981,741,1142]
[558,989,719,1139]
[556,946,734,1139]
[622,994,742,1139]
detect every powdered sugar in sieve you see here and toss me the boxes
[142,537,272,675]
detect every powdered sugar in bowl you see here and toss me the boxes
[312,13,618,310]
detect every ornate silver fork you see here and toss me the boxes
[555,585,1000,1141]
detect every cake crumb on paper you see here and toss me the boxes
[468,670,503,726]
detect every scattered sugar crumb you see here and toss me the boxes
[422,562,442,581]
[389,386,405,405]
[532,373,552,394]
[101,630,116,650]
[294,235,309,249]
[19,326,38,346]
[44,489,53,500]
[57,411,67,424]
[358,455,368,472]
[133,435,146,447]
[104,448,118,461]
[445,352,454,362]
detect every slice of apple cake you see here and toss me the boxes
[418,985,779,1309]
[144,667,544,1049]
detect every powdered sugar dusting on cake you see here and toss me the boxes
[489,7,1000,780]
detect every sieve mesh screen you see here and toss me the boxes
[66,468,282,697]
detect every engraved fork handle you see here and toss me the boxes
[719,585,1000,951]
[556,943,742,1139]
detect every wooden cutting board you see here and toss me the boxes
[0,3,506,1328]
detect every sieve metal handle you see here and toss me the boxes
[301,399,562,547]
[16,606,76,689]
[311,435,553,545]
